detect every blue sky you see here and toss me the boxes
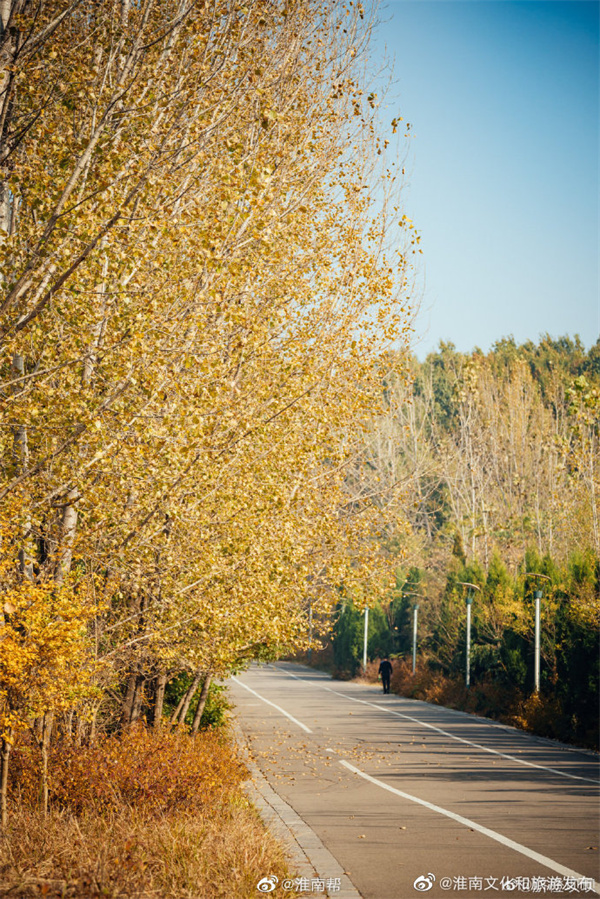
[373,0,599,359]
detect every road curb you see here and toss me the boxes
[230,717,363,899]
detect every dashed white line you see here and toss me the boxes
[231,676,312,733]
[340,759,600,895]
[233,669,599,891]
[279,668,599,784]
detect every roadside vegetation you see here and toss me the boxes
[317,337,600,750]
[0,722,295,898]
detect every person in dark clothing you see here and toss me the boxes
[378,657,393,694]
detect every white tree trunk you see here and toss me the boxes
[54,488,79,586]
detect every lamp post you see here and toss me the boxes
[362,606,369,674]
[308,601,313,663]
[458,582,481,688]
[525,573,550,693]
[402,590,421,675]
[412,603,419,674]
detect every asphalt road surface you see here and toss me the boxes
[228,662,600,899]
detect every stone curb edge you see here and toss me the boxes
[230,716,363,899]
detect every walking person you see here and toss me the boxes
[378,656,393,694]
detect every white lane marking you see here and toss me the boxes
[340,759,600,895]
[231,677,312,733]
[279,668,600,785]
[367,701,600,785]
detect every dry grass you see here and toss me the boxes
[0,799,292,898]
[0,727,296,898]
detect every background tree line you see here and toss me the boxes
[330,335,599,748]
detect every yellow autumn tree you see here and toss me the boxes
[1,0,414,746]
[0,498,96,823]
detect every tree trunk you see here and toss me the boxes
[153,672,167,729]
[76,714,86,746]
[130,676,144,724]
[0,730,12,829]
[191,675,211,734]
[54,488,79,586]
[121,672,138,728]
[169,688,187,726]
[0,1,18,241]
[0,2,13,36]
[82,253,109,387]
[39,712,53,817]
[11,354,35,580]
[172,670,202,728]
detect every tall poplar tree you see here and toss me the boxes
[0,0,414,756]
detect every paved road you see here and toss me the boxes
[228,662,600,899]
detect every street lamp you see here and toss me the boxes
[525,573,551,693]
[458,582,481,688]
[402,591,422,675]
[412,602,419,674]
[362,605,369,674]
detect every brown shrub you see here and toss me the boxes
[389,657,524,723]
[10,724,246,815]
[2,726,295,898]
[509,693,570,742]
[365,656,595,749]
